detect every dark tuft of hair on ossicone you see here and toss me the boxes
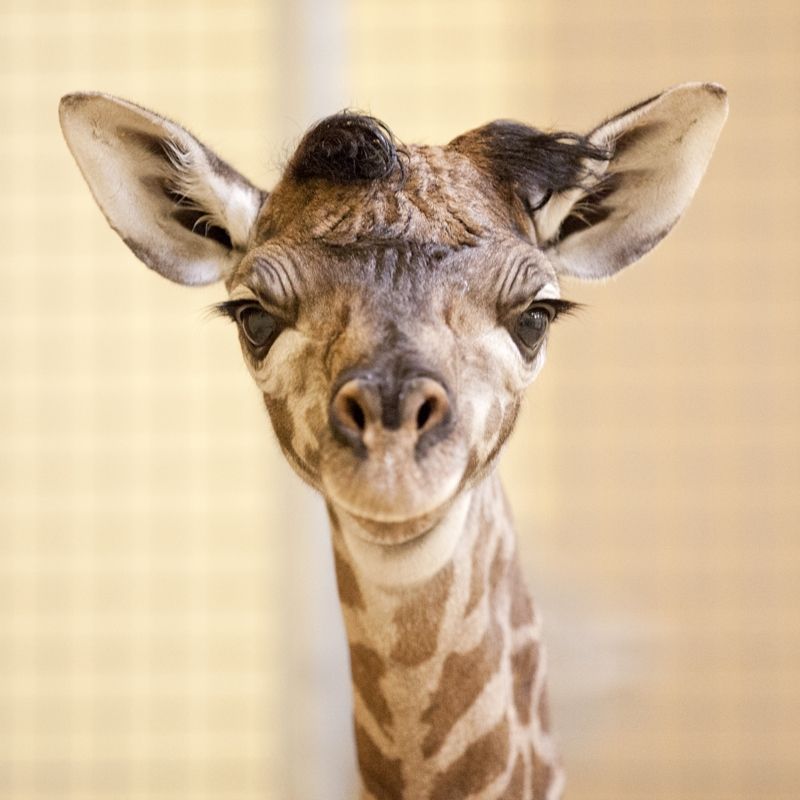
[448,121,612,209]
[289,112,404,185]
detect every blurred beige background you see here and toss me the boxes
[1,1,798,799]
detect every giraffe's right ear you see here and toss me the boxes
[59,92,265,286]
[534,83,728,280]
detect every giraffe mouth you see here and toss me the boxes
[320,442,466,544]
[344,499,455,546]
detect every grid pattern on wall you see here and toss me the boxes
[1,1,799,799]
[0,2,294,799]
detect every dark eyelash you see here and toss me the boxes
[213,298,582,324]
[210,299,257,321]
[533,298,583,320]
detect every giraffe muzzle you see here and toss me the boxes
[329,369,453,459]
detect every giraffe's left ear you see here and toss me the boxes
[59,92,265,286]
[536,82,728,279]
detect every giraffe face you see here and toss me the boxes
[223,144,567,543]
[61,86,728,545]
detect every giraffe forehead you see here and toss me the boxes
[255,144,511,249]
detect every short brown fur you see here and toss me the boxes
[429,715,510,800]
[390,564,454,667]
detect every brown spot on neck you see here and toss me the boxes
[420,613,503,759]
[349,643,394,738]
[509,555,535,628]
[389,563,454,667]
[510,640,540,726]
[354,723,405,800]
[430,715,510,800]
[333,547,365,611]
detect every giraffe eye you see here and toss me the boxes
[513,304,554,353]
[236,303,278,349]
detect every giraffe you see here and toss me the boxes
[59,82,727,799]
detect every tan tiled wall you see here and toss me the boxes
[1,1,798,798]
[1,2,294,798]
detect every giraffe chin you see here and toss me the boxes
[345,500,455,546]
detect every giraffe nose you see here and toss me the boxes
[329,371,453,455]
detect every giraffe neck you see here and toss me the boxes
[328,471,563,800]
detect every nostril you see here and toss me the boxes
[410,379,451,438]
[416,397,435,431]
[347,397,366,431]
[330,378,381,448]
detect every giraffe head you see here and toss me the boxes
[60,84,727,546]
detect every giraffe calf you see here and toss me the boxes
[61,83,727,799]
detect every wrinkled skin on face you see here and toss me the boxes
[60,85,728,546]
[226,146,557,542]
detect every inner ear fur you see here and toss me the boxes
[535,82,729,279]
[59,92,265,286]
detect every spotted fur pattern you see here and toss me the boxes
[330,474,562,800]
[60,83,729,800]
[220,143,562,798]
